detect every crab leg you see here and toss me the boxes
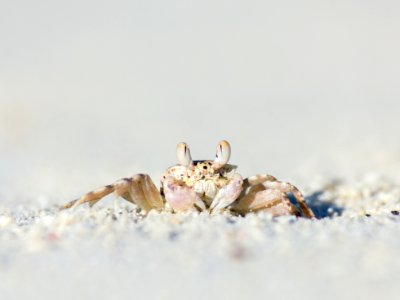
[239,174,315,218]
[262,181,315,218]
[61,174,164,212]
[62,185,115,209]
[232,189,299,216]
[244,174,278,187]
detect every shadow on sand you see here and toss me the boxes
[305,191,344,219]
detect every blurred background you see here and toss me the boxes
[1,0,400,205]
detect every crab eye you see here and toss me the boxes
[176,142,193,167]
[213,140,231,169]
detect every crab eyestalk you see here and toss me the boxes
[212,140,231,169]
[177,142,194,167]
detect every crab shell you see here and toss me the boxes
[161,161,238,207]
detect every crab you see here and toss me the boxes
[62,141,315,218]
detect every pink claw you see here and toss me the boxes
[163,177,202,212]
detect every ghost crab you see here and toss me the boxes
[62,141,315,218]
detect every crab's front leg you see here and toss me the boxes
[62,174,164,213]
[162,176,206,212]
[209,174,244,212]
[263,180,314,218]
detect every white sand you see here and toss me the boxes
[0,184,399,300]
[1,1,400,299]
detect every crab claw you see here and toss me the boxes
[209,173,243,212]
[212,140,231,169]
[177,142,193,168]
[163,176,205,212]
